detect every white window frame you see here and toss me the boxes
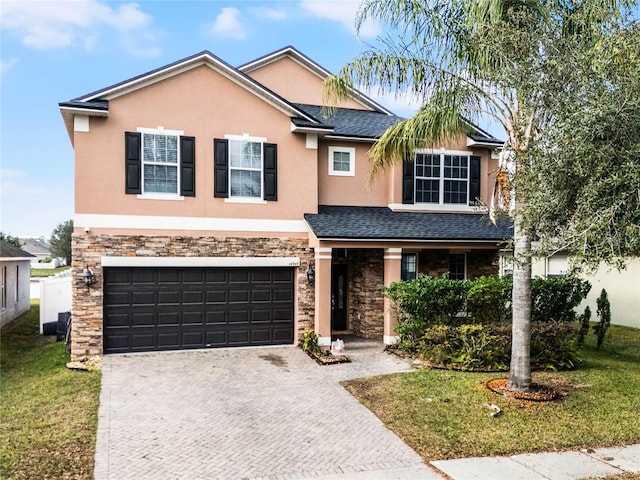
[137,127,183,199]
[415,149,471,205]
[225,134,267,202]
[328,146,355,177]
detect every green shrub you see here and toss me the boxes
[593,289,611,350]
[38,257,53,263]
[531,275,591,323]
[577,306,591,347]
[385,275,470,326]
[300,330,320,354]
[465,276,511,324]
[531,321,581,370]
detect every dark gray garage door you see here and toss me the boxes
[103,267,295,354]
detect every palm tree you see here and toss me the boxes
[324,0,633,391]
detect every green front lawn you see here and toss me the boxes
[30,266,71,278]
[344,324,640,461]
[0,301,101,479]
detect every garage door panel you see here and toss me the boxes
[131,312,155,326]
[229,290,249,303]
[183,270,205,284]
[157,270,180,284]
[183,290,204,304]
[229,270,250,283]
[251,290,271,302]
[273,269,293,282]
[158,312,179,325]
[228,309,249,323]
[104,266,294,353]
[158,291,180,304]
[132,291,155,305]
[132,270,156,284]
[273,289,293,302]
[183,311,205,325]
[105,269,131,284]
[206,310,226,324]
[104,291,130,306]
[205,330,227,346]
[228,330,250,344]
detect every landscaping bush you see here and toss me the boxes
[594,289,611,350]
[465,276,511,324]
[531,275,591,323]
[388,274,590,371]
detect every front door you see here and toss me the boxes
[331,264,348,331]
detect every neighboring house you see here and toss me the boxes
[19,238,58,267]
[502,251,640,329]
[0,240,34,328]
[59,46,511,359]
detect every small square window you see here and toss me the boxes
[328,147,355,176]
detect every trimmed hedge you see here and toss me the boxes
[387,274,590,371]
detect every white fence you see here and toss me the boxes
[39,270,72,334]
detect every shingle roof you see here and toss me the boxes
[292,104,403,139]
[0,240,35,259]
[304,205,513,242]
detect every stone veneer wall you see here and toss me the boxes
[418,249,499,279]
[71,234,314,360]
[345,249,385,339]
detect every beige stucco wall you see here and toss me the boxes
[74,64,319,222]
[0,259,32,328]
[578,258,640,329]
[246,56,366,110]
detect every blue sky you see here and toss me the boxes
[0,0,425,238]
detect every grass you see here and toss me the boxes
[0,300,101,479]
[344,324,640,461]
[30,266,71,277]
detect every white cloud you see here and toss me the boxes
[249,7,287,21]
[0,58,20,77]
[361,87,422,117]
[299,0,380,38]
[206,7,246,40]
[0,0,159,54]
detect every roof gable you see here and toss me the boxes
[238,46,394,115]
[0,240,35,260]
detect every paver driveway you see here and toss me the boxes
[94,339,441,480]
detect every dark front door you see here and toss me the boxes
[331,264,348,331]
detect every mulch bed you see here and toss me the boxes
[486,378,559,402]
[305,350,351,365]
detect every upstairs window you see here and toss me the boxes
[403,151,480,206]
[415,152,469,205]
[125,130,195,197]
[214,136,277,202]
[328,146,355,176]
[142,133,179,194]
[229,140,262,198]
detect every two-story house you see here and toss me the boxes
[60,46,511,359]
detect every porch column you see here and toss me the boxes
[313,247,332,347]
[383,247,402,345]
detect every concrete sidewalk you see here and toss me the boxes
[430,444,640,480]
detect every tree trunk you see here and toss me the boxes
[508,211,532,392]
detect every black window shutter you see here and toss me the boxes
[402,155,415,204]
[214,138,228,198]
[125,132,141,194]
[180,136,196,197]
[263,143,277,201]
[469,155,481,205]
